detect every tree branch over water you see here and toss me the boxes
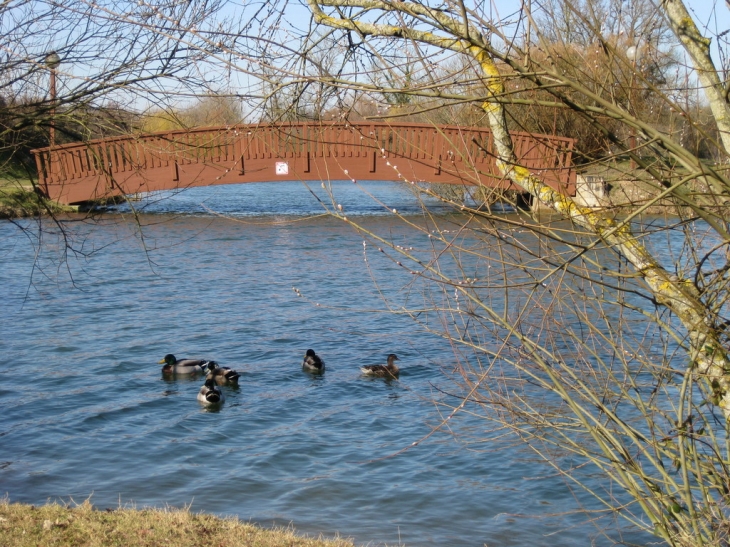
[299,0,730,543]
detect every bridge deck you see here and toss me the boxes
[32,122,575,205]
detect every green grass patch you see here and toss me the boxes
[0,500,357,547]
[0,182,73,219]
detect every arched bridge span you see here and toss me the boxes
[32,122,575,205]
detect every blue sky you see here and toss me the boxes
[689,0,729,32]
[33,0,730,113]
[687,1,729,62]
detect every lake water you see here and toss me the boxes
[0,181,650,546]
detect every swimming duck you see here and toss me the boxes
[159,354,211,375]
[360,353,399,378]
[206,362,240,385]
[197,378,225,405]
[302,349,325,373]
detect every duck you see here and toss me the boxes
[197,378,225,405]
[206,362,240,385]
[159,354,212,375]
[302,349,325,373]
[360,353,399,378]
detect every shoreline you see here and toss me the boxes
[0,500,356,547]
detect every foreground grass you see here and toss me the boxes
[0,501,356,547]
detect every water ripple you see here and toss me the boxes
[0,182,650,546]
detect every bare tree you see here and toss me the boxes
[279,0,730,544]
[0,0,232,195]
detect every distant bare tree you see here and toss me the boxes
[0,0,229,189]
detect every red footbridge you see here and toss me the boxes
[32,121,575,205]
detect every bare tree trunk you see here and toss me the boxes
[662,0,730,156]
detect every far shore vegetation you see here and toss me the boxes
[0,500,356,547]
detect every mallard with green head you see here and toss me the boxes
[197,378,225,405]
[206,362,240,385]
[302,349,325,373]
[159,354,212,375]
[360,353,399,379]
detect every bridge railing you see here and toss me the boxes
[32,121,575,204]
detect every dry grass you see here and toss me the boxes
[0,500,356,547]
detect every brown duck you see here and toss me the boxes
[360,353,399,378]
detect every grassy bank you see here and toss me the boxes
[0,500,356,547]
[0,177,73,219]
